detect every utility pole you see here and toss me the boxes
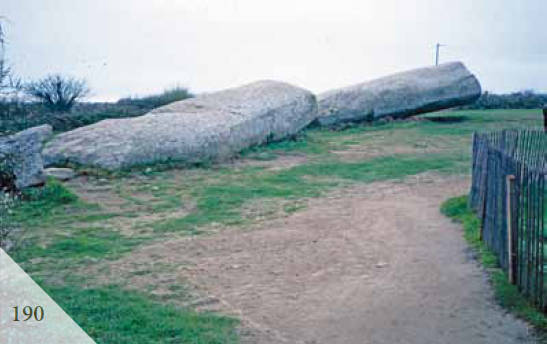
[435,43,445,66]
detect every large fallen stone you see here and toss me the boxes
[315,62,481,126]
[0,125,53,189]
[43,80,317,170]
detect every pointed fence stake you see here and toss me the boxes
[507,174,516,284]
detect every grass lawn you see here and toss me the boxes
[5,108,544,342]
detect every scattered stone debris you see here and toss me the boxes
[44,167,76,181]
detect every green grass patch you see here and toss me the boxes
[238,109,541,166]
[155,154,458,232]
[9,179,238,341]
[48,228,136,259]
[287,154,456,181]
[240,132,328,159]
[39,283,239,344]
[16,179,78,216]
[9,180,141,268]
[60,212,120,223]
[441,195,547,330]
[12,179,103,227]
[13,227,140,263]
[283,202,306,214]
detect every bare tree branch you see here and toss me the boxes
[24,75,90,112]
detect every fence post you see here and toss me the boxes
[543,107,547,132]
[507,174,516,284]
[479,148,489,242]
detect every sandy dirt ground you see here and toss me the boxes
[100,173,536,343]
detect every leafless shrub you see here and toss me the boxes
[24,74,90,112]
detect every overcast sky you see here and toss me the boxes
[3,0,546,101]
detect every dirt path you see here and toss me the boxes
[99,174,536,343]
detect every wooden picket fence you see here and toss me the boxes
[470,128,546,310]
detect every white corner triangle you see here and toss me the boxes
[0,248,96,344]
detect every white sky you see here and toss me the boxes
[3,0,547,101]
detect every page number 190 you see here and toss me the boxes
[12,306,44,321]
